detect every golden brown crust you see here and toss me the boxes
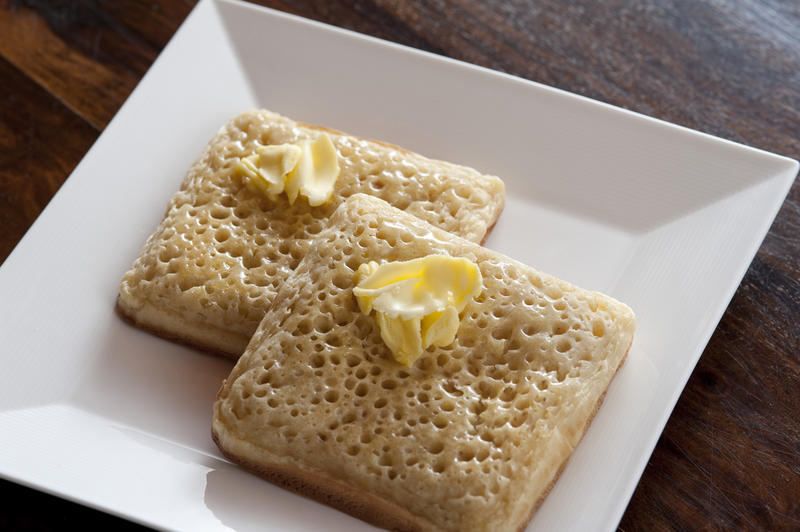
[114,297,237,360]
[211,426,434,532]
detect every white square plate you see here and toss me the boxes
[0,1,796,530]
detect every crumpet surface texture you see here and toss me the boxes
[118,110,505,356]
[212,194,635,532]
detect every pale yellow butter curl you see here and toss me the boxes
[236,133,339,206]
[354,255,483,366]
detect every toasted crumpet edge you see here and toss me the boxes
[115,297,243,360]
[210,427,436,532]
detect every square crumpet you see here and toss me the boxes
[117,110,504,357]
[212,194,636,531]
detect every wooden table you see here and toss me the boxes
[1,1,797,529]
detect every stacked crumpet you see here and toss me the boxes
[119,110,635,532]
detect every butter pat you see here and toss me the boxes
[354,255,483,366]
[286,134,340,206]
[236,133,339,206]
[239,144,302,200]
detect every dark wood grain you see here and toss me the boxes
[0,55,98,261]
[0,0,797,530]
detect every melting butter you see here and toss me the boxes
[354,255,483,366]
[236,133,339,206]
